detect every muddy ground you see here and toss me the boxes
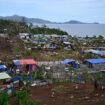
[22,83,105,105]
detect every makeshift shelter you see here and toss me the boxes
[13,59,37,71]
[50,42,57,48]
[84,49,105,56]
[63,42,71,48]
[0,72,11,80]
[0,65,7,72]
[85,58,105,64]
[0,72,12,92]
[85,58,105,69]
[61,59,78,69]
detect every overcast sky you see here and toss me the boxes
[0,0,105,23]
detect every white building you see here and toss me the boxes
[18,33,30,39]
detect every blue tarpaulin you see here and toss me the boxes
[62,59,75,64]
[85,49,105,55]
[12,76,21,81]
[29,64,32,70]
[85,58,105,64]
[13,60,20,65]
[0,65,7,70]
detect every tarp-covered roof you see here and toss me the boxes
[85,49,105,55]
[0,72,11,80]
[61,58,75,64]
[13,59,37,65]
[85,58,105,64]
[0,65,7,70]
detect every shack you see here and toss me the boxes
[0,72,11,91]
[61,58,78,69]
[85,58,105,70]
[13,59,37,72]
[0,65,7,72]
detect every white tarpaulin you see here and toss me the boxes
[0,72,11,80]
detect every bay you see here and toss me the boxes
[34,23,105,37]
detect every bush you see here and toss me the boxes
[0,90,10,105]
[14,89,39,105]
[24,48,31,56]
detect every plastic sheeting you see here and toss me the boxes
[13,59,37,65]
[61,59,75,64]
[0,72,11,80]
[12,76,21,82]
[85,49,105,55]
[0,65,7,70]
[85,58,105,64]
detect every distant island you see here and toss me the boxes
[64,20,99,24]
[0,15,99,24]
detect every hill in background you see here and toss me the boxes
[0,15,99,24]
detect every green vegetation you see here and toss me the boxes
[94,72,105,80]
[34,68,44,80]
[24,48,31,56]
[0,19,68,36]
[0,19,29,36]
[14,88,39,105]
[0,82,39,105]
[31,26,68,35]
[0,91,10,105]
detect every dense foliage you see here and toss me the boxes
[31,26,68,35]
[0,19,68,36]
[0,19,29,35]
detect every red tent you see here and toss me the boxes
[19,59,37,65]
